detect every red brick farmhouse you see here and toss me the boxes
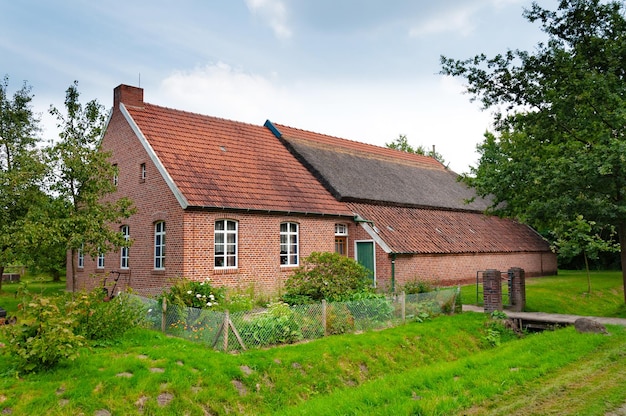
[69,84,556,295]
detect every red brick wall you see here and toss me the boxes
[351,223,557,291]
[70,103,355,296]
[68,105,185,294]
[70,87,558,297]
[181,212,350,295]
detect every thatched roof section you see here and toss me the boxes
[266,122,491,212]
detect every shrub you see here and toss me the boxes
[482,310,522,347]
[70,290,146,344]
[3,289,85,373]
[344,292,394,324]
[159,277,225,310]
[238,302,303,347]
[401,279,434,294]
[326,303,355,335]
[283,252,372,303]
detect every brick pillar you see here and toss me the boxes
[508,267,526,312]
[483,269,502,313]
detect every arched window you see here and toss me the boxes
[120,225,130,269]
[97,251,105,269]
[154,221,166,269]
[215,219,237,268]
[280,222,299,266]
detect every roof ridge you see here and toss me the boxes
[141,102,266,129]
[273,122,445,170]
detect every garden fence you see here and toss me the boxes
[134,288,459,352]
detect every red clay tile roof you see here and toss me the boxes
[267,122,493,211]
[123,103,352,216]
[348,202,551,254]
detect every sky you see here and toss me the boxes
[2,0,554,173]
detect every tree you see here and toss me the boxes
[552,215,619,294]
[46,81,134,291]
[385,134,446,165]
[440,0,626,301]
[0,75,44,292]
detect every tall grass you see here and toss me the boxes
[2,272,626,415]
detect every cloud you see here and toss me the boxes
[155,62,489,173]
[245,0,292,39]
[409,4,480,38]
[157,62,296,124]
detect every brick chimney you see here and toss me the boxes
[113,84,144,109]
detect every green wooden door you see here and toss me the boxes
[356,241,375,285]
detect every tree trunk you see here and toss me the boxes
[583,251,591,295]
[70,248,76,293]
[619,222,626,303]
[0,265,3,293]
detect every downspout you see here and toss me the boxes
[391,253,397,294]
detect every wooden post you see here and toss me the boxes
[161,297,167,333]
[401,291,406,323]
[322,300,327,336]
[223,310,230,351]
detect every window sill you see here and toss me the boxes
[213,268,239,275]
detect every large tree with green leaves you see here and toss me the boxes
[46,81,134,291]
[385,134,446,165]
[440,0,626,300]
[0,76,45,292]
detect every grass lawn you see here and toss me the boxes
[0,276,66,314]
[1,271,626,415]
[460,269,626,318]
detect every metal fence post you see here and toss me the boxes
[161,297,167,333]
[322,300,327,336]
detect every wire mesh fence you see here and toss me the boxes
[134,287,459,352]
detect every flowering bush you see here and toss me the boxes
[159,277,225,310]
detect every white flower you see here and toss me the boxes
[200,282,205,286]
[206,302,212,307]
[202,294,206,298]
[187,290,192,295]
[209,294,215,300]
[196,294,202,299]
[148,309,153,313]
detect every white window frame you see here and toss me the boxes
[214,219,238,269]
[335,223,348,236]
[154,221,166,270]
[113,164,118,186]
[140,163,146,181]
[335,223,348,256]
[97,251,105,269]
[120,225,130,269]
[280,222,299,266]
[78,244,84,269]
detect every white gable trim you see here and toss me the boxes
[358,221,392,254]
[120,103,189,209]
